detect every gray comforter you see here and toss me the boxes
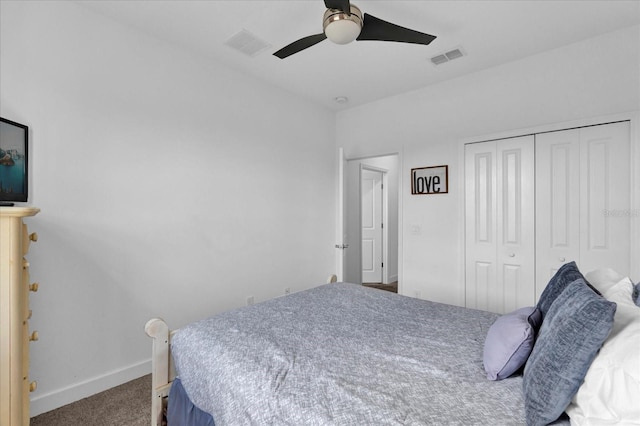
[171,283,528,425]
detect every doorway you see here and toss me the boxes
[342,154,399,286]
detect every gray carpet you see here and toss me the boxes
[31,374,151,426]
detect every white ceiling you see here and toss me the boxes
[77,0,640,111]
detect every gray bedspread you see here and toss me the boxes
[171,283,529,425]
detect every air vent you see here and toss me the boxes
[430,47,465,66]
[445,48,463,60]
[225,29,271,57]
[430,54,448,65]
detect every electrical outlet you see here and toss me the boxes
[414,291,421,299]
[284,287,291,295]
[247,296,254,306]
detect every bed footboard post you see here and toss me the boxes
[145,318,171,426]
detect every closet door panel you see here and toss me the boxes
[497,136,535,312]
[465,142,497,312]
[536,121,631,297]
[535,130,580,299]
[579,122,630,274]
[465,136,534,314]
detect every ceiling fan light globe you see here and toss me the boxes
[325,20,361,44]
[323,4,363,45]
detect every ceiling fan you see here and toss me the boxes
[273,0,436,59]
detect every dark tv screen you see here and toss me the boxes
[0,117,29,204]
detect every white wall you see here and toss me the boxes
[336,25,640,306]
[0,1,336,415]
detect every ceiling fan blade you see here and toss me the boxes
[356,13,436,45]
[273,33,327,59]
[324,0,351,13]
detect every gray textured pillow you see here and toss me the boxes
[523,278,616,426]
[536,261,588,318]
[483,306,542,380]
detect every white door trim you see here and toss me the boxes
[336,147,346,282]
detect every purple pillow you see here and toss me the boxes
[483,306,542,380]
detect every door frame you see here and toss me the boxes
[337,150,402,289]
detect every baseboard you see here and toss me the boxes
[30,359,151,417]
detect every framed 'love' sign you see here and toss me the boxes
[411,165,448,195]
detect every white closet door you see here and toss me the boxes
[579,122,630,274]
[536,121,630,299]
[497,137,536,312]
[465,136,535,313]
[465,142,497,312]
[535,129,581,298]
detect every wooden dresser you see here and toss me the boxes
[1,207,40,426]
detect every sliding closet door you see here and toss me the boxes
[536,121,630,299]
[465,136,535,314]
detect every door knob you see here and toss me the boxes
[334,244,349,249]
[508,253,515,257]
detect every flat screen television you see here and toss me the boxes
[0,117,29,205]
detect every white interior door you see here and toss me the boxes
[465,136,535,313]
[496,136,536,312]
[465,142,498,311]
[536,121,631,295]
[579,122,630,274]
[361,169,383,283]
[535,129,581,294]
[344,159,362,284]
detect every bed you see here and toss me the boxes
[145,267,640,426]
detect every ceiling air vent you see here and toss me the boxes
[225,29,271,57]
[430,47,465,66]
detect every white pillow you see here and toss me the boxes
[566,277,640,425]
[584,268,625,294]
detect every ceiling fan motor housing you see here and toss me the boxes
[323,4,363,44]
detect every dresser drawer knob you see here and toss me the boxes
[28,310,32,320]
[29,232,38,242]
[30,331,39,342]
[30,381,37,392]
[23,261,30,269]
[30,282,39,292]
